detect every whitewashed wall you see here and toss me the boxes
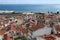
[32,27,52,38]
[0,35,3,40]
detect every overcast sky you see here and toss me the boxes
[0,0,60,4]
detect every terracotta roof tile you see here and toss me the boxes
[55,25,60,32]
[31,22,45,31]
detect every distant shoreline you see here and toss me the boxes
[0,10,59,13]
[0,10,59,14]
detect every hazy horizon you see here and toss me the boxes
[0,0,60,4]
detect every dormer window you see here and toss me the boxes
[10,19,12,21]
[15,21,18,23]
